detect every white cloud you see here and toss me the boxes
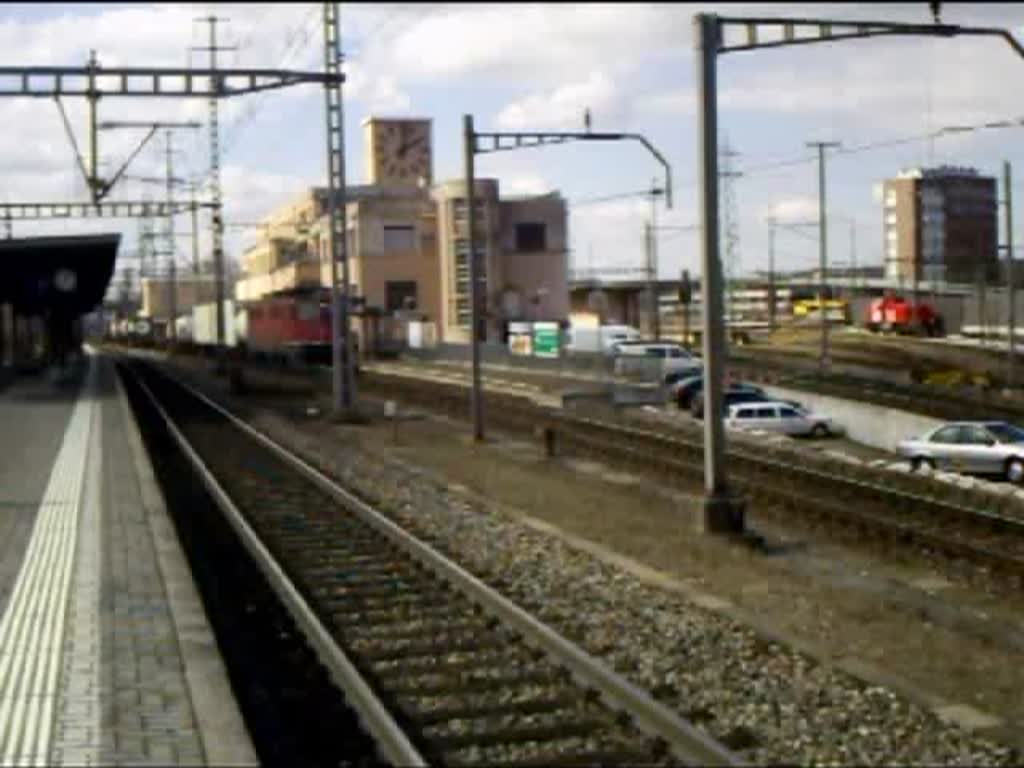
[387,4,689,85]
[345,66,411,114]
[221,165,310,223]
[500,173,553,196]
[496,72,621,131]
[764,196,819,223]
[637,88,695,117]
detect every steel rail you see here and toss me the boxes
[130,358,740,767]
[125,366,427,768]
[356,370,1024,581]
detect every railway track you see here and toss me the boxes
[118,358,738,767]
[358,369,1024,584]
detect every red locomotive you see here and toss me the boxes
[244,290,359,366]
[865,296,943,336]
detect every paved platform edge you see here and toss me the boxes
[112,359,259,766]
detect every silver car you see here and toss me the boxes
[897,421,1024,482]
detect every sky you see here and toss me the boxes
[0,2,1023,300]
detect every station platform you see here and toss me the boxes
[0,349,257,766]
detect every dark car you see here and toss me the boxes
[691,386,772,419]
[668,374,705,410]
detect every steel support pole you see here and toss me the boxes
[190,184,199,274]
[650,184,660,341]
[324,1,354,414]
[165,130,177,345]
[1006,160,1015,388]
[645,220,655,339]
[206,17,227,372]
[696,14,743,534]
[465,114,484,442]
[87,50,99,203]
[768,218,776,333]
[808,140,839,376]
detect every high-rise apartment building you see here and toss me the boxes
[882,166,998,286]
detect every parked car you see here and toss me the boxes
[691,386,775,419]
[725,401,837,438]
[897,421,1024,482]
[668,374,706,410]
[613,342,702,378]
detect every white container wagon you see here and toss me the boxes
[192,300,242,347]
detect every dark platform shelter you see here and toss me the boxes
[0,233,119,368]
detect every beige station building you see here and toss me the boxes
[234,116,570,348]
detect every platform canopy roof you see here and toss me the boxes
[0,233,119,315]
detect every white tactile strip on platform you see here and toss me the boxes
[0,358,95,766]
[49,372,103,767]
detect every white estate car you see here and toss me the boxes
[897,421,1024,482]
[725,401,837,438]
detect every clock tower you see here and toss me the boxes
[364,117,433,188]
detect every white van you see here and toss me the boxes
[566,324,641,355]
[613,342,702,377]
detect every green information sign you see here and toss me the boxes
[532,322,560,359]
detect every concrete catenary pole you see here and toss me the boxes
[1006,160,1015,388]
[464,114,484,442]
[695,14,743,534]
[807,140,840,376]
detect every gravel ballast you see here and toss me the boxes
[233,405,1019,766]
[153,356,1020,766]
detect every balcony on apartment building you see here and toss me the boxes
[236,236,321,303]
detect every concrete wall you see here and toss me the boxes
[498,195,569,324]
[352,195,439,323]
[141,278,219,322]
[761,382,943,452]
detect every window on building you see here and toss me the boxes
[382,224,416,252]
[515,222,547,252]
[386,281,418,312]
[453,199,487,221]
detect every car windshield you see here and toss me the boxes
[984,422,1024,444]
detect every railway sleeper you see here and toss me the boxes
[352,631,521,663]
[407,691,583,727]
[301,555,417,576]
[441,733,654,768]
[389,665,570,697]
[470,746,667,768]
[329,600,480,627]
[427,714,613,753]
[320,589,454,614]
[371,648,540,683]
[310,579,448,602]
[305,569,436,592]
[344,616,499,644]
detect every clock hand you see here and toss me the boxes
[397,135,426,156]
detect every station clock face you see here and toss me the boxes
[373,121,431,185]
[54,268,77,293]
